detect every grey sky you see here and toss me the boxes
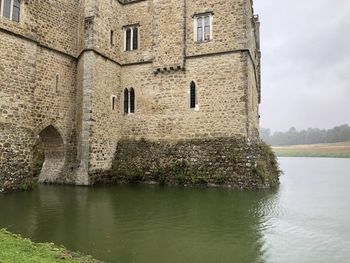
[254,0,350,132]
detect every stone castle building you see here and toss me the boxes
[0,0,277,192]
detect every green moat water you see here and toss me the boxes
[1,158,350,263]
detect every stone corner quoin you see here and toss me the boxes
[0,0,279,193]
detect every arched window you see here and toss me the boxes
[190,81,196,109]
[130,88,135,113]
[1,0,20,22]
[124,88,129,114]
[111,96,116,111]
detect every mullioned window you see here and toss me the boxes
[123,88,136,114]
[0,0,20,22]
[194,13,213,42]
[124,26,139,51]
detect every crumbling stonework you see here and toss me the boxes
[0,0,274,192]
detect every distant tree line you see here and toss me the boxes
[261,124,350,146]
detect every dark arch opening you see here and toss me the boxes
[37,125,65,183]
[130,88,135,113]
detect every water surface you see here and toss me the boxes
[0,158,349,263]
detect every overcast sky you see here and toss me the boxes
[253,0,350,132]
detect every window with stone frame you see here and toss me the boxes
[130,88,135,113]
[124,25,139,51]
[194,13,212,42]
[0,0,20,22]
[190,81,197,109]
[110,30,115,47]
[124,88,129,114]
[111,95,117,111]
[123,88,136,114]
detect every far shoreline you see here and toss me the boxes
[272,141,350,158]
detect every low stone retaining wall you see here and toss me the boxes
[91,136,280,189]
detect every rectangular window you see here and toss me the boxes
[1,0,20,22]
[3,0,11,19]
[195,14,212,42]
[204,16,210,41]
[12,0,19,22]
[124,26,139,51]
[132,27,138,50]
[125,28,131,51]
[196,17,203,42]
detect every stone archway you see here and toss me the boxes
[38,125,66,183]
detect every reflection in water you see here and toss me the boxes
[0,185,277,263]
[1,157,350,263]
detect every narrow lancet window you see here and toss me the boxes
[190,81,196,109]
[130,88,135,113]
[124,88,129,114]
[55,74,60,93]
[112,96,116,111]
[110,30,114,47]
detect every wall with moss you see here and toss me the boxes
[0,124,34,193]
[91,136,280,189]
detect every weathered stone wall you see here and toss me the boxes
[0,31,36,128]
[88,55,122,172]
[152,0,185,70]
[35,0,79,56]
[33,48,77,139]
[0,31,36,192]
[247,56,260,137]
[92,137,280,189]
[0,0,79,56]
[0,0,79,191]
[33,47,78,184]
[0,124,34,193]
[118,52,249,140]
[92,0,153,65]
[0,0,264,191]
[186,0,248,57]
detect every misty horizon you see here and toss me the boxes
[262,123,350,134]
[254,0,350,131]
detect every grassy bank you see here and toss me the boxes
[272,141,350,158]
[0,229,100,263]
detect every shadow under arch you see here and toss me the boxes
[38,125,66,183]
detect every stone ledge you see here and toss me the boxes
[117,0,147,5]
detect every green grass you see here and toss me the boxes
[0,229,101,263]
[272,141,350,158]
[273,149,350,158]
